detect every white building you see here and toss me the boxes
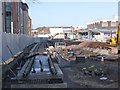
[72,26,87,30]
[32,27,75,39]
[50,27,64,36]
[87,16,118,29]
[49,27,73,36]
[31,29,38,33]
[37,34,51,38]
[53,33,65,39]
[49,27,74,39]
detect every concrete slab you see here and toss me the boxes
[31,55,50,73]
[23,63,63,80]
[18,54,63,80]
[11,83,67,88]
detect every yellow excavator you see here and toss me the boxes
[106,24,120,53]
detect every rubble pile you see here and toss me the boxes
[53,40,119,61]
[78,40,108,49]
[54,46,99,61]
[77,40,118,54]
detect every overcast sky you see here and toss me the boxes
[27,2,118,29]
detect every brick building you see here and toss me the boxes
[28,15,32,36]
[12,2,19,34]
[23,3,29,35]
[31,27,50,37]
[37,27,50,34]
[87,16,118,30]
[2,1,31,36]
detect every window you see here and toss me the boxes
[5,2,12,33]
[6,12,11,16]
[111,22,117,27]
[102,22,108,27]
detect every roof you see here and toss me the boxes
[22,3,29,11]
[49,27,71,28]
[37,27,50,34]
[88,16,118,24]
[79,30,88,33]
[92,29,117,32]
[36,26,71,29]
[78,29,117,33]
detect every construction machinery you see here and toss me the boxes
[106,24,120,53]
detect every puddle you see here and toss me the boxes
[44,68,49,72]
[46,72,51,74]
[35,68,41,72]
[63,67,71,71]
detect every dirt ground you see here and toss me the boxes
[59,57,118,88]
[52,40,119,88]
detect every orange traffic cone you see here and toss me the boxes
[101,55,104,65]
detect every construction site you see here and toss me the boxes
[0,1,120,89]
[1,37,120,88]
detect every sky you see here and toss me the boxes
[27,2,118,29]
